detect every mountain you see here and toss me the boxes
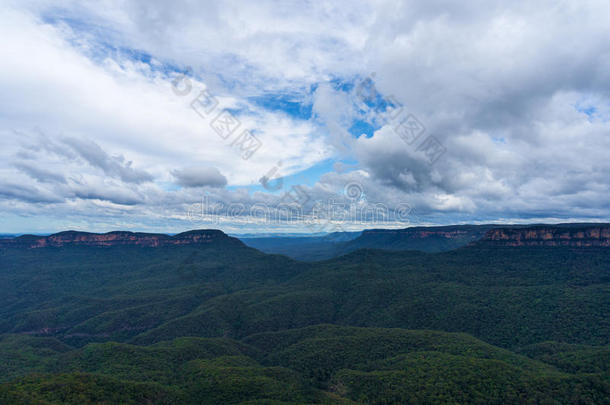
[474,224,610,247]
[0,229,239,249]
[339,224,501,254]
[239,225,500,261]
[0,225,608,403]
[256,223,610,261]
[240,231,361,261]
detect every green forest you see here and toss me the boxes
[0,231,608,403]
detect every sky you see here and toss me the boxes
[1,0,610,234]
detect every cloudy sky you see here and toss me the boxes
[1,0,609,234]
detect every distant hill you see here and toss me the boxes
[0,229,242,249]
[240,231,361,261]
[244,223,610,261]
[240,226,499,260]
[341,224,498,254]
[5,223,610,257]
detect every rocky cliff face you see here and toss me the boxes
[401,229,480,239]
[358,225,494,240]
[345,224,610,252]
[344,225,497,253]
[475,225,610,247]
[0,230,235,249]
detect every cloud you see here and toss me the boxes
[69,183,144,206]
[0,5,328,186]
[1,0,610,232]
[0,181,63,204]
[171,166,227,188]
[62,137,154,184]
[13,162,67,184]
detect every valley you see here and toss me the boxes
[0,225,608,403]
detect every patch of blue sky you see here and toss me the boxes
[312,74,398,119]
[576,104,597,118]
[233,158,340,195]
[158,182,182,192]
[349,120,378,138]
[42,15,187,78]
[573,98,609,122]
[249,93,313,120]
[328,77,355,92]
[310,75,391,139]
[225,106,256,118]
[354,83,397,114]
[41,14,100,35]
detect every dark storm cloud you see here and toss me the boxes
[171,167,227,188]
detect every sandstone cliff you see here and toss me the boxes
[0,230,236,249]
[475,225,610,247]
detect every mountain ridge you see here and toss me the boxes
[0,229,240,249]
[474,224,610,247]
[4,223,610,252]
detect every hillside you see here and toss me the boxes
[341,225,498,253]
[0,226,608,403]
[2,325,608,404]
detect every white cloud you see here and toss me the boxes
[1,0,610,232]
